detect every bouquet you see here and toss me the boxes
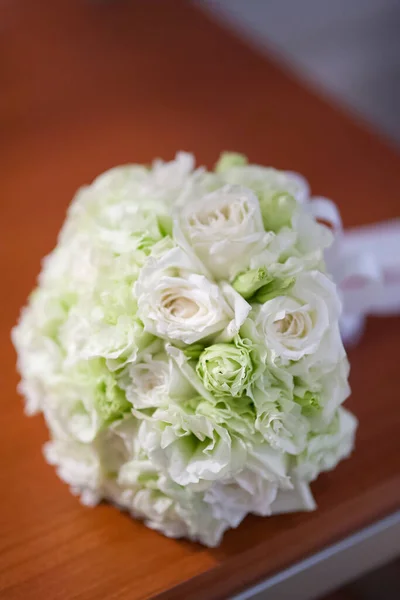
[13,152,357,547]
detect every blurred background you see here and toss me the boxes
[199,0,400,146]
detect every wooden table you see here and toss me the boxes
[1,1,399,598]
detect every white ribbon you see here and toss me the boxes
[308,197,400,345]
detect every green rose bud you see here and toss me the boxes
[255,276,295,303]
[294,390,321,417]
[259,191,297,232]
[232,267,273,299]
[183,343,205,360]
[196,340,254,397]
[215,152,248,173]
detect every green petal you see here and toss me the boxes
[232,267,273,300]
[259,191,297,232]
[294,390,321,417]
[157,214,173,237]
[92,361,131,424]
[215,152,248,173]
[183,343,205,360]
[255,277,295,303]
[196,339,254,398]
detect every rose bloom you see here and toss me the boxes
[251,271,341,364]
[119,351,193,409]
[175,185,270,280]
[135,245,250,344]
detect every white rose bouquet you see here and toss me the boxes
[13,152,357,547]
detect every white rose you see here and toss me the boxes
[175,184,270,279]
[293,358,351,430]
[43,419,137,507]
[251,271,341,363]
[111,419,231,547]
[295,407,358,482]
[270,476,316,514]
[134,405,247,488]
[115,463,229,546]
[151,151,194,188]
[60,302,152,372]
[12,290,66,415]
[43,439,103,506]
[254,398,310,455]
[204,468,278,527]
[118,351,194,409]
[135,245,250,344]
[40,358,133,444]
[288,320,346,381]
[89,152,195,207]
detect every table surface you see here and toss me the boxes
[1,1,399,599]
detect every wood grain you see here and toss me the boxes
[1,1,399,598]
